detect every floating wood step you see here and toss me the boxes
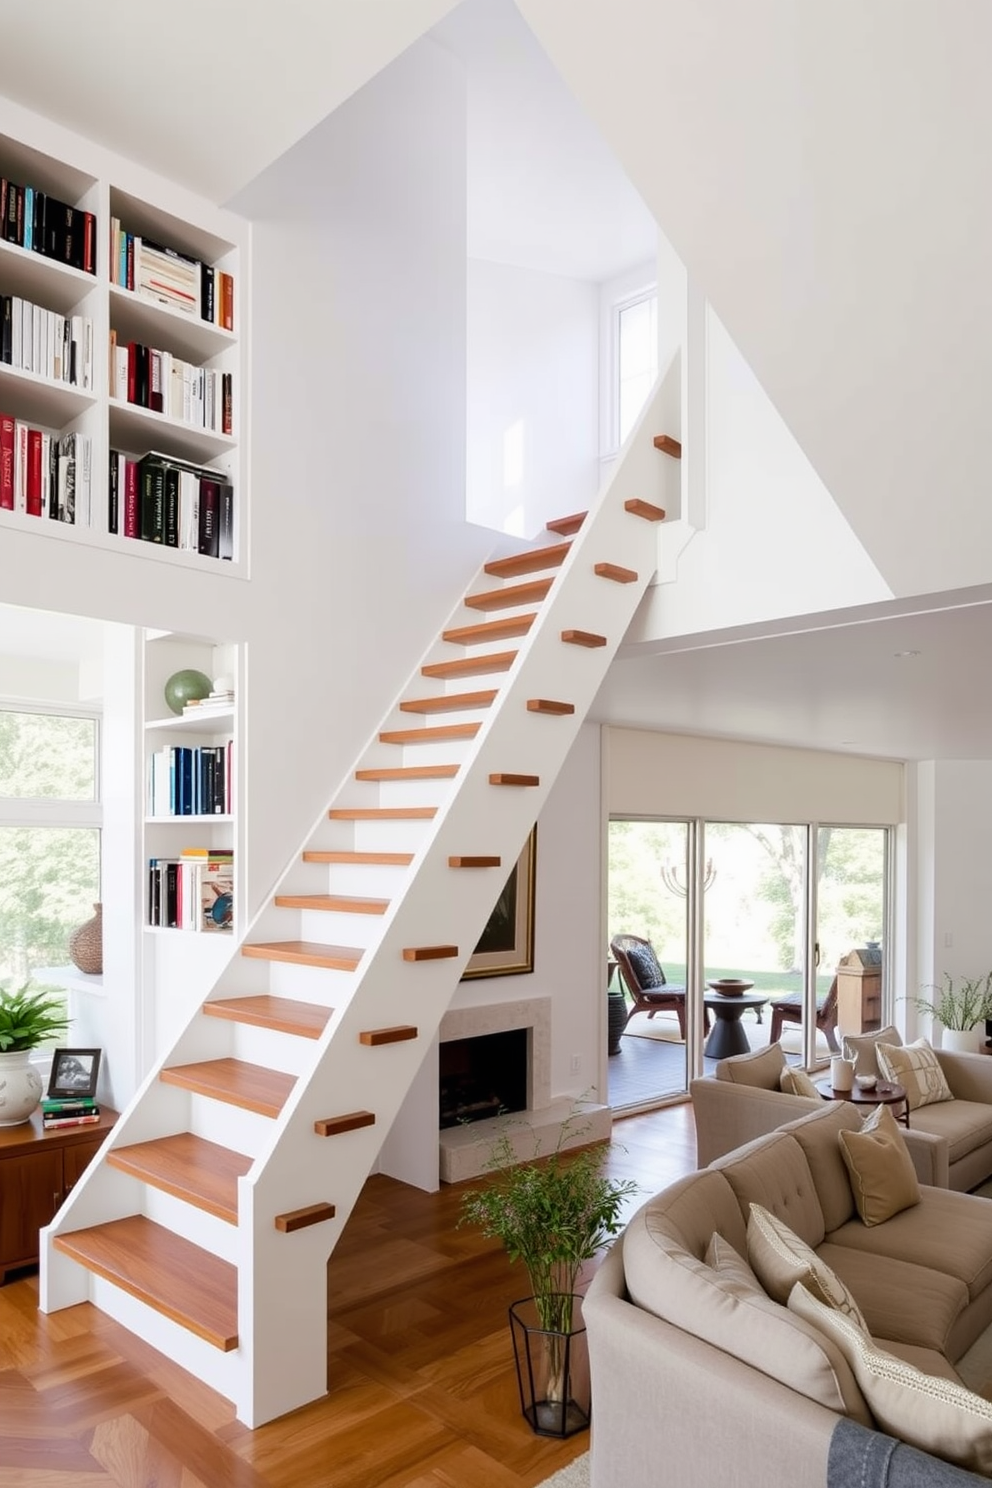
[546,511,586,537]
[484,542,570,579]
[107,1133,252,1224]
[355,763,459,780]
[160,1058,295,1118]
[448,855,502,868]
[53,1215,238,1351]
[314,1110,376,1137]
[402,945,459,962]
[399,690,497,714]
[625,498,666,522]
[489,773,539,787]
[526,699,575,716]
[653,434,682,457]
[464,578,552,612]
[303,850,413,866]
[241,941,362,972]
[329,805,436,820]
[359,1026,418,1046]
[203,995,331,1039]
[275,893,388,916]
[274,1202,336,1234]
[594,562,638,583]
[442,613,537,645]
[379,721,481,745]
[421,651,517,680]
[561,629,607,648]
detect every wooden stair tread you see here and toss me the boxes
[359,1025,418,1045]
[484,542,570,578]
[464,578,552,611]
[329,805,437,819]
[448,855,502,868]
[275,893,388,915]
[379,721,481,744]
[314,1110,376,1137]
[489,773,539,787]
[561,629,607,648]
[160,1058,296,1117]
[204,995,332,1038]
[442,613,537,644]
[107,1133,251,1224]
[546,511,586,536]
[53,1215,238,1351]
[653,434,682,457]
[421,650,517,679]
[398,690,497,714]
[355,764,459,780]
[242,941,363,972]
[526,699,575,715]
[401,945,458,961]
[303,850,413,865]
[625,497,666,521]
[594,561,638,583]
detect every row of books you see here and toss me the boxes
[108,449,234,557]
[109,332,232,434]
[42,1097,100,1129]
[110,221,234,329]
[148,849,234,932]
[0,416,91,524]
[0,180,97,273]
[1,298,93,388]
[148,741,234,818]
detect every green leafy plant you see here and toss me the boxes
[905,972,992,1032]
[0,984,71,1051]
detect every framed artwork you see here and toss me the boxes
[47,1047,101,1100]
[462,827,536,980]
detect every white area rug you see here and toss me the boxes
[536,1452,590,1488]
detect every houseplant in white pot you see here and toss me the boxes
[0,985,71,1125]
[905,973,992,1054]
[459,1117,638,1438]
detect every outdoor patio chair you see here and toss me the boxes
[610,933,709,1039]
[768,976,840,1053]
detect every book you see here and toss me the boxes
[201,855,234,932]
[0,415,13,509]
[42,1098,98,1115]
[43,1112,101,1128]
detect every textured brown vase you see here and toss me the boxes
[69,902,103,974]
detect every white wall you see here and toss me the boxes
[466,258,599,537]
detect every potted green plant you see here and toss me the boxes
[459,1117,638,1438]
[904,972,992,1053]
[0,984,71,1126]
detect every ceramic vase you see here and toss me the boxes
[942,1027,981,1054]
[69,902,103,975]
[0,1050,43,1126]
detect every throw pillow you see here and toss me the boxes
[844,1025,902,1079]
[876,1038,953,1111]
[704,1231,766,1297]
[838,1104,921,1226]
[789,1284,992,1476]
[624,941,665,989]
[746,1202,868,1328]
[779,1065,822,1100]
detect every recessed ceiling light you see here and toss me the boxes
[893,650,920,658]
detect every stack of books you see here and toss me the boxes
[182,686,235,718]
[41,1096,100,1129]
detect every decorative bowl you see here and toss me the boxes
[706,979,755,998]
[855,1074,877,1091]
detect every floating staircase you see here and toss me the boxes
[40,386,678,1427]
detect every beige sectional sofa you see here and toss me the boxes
[691,1032,992,1192]
[584,1101,992,1488]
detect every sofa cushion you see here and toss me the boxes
[844,1025,902,1079]
[877,1038,954,1111]
[908,1099,992,1164]
[815,1242,969,1355]
[781,1065,821,1099]
[789,1285,992,1476]
[779,1102,861,1234]
[713,1130,826,1248]
[826,1188,992,1306]
[715,1042,786,1089]
[747,1203,868,1328]
[838,1104,921,1226]
[622,1195,872,1423]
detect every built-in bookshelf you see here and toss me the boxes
[0,125,246,571]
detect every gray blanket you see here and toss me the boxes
[829,1420,989,1487]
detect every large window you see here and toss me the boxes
[0,707,101,998]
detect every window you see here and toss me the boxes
[0,707,101,1003]
[616,292,658,446]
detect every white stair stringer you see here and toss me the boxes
[39,379,672,1427]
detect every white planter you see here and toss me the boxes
[0,1049,43,1125]
[940,1027,982,1054]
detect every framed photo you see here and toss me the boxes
[47,1048,101,1100]
[462,827,536,980]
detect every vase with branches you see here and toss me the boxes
[904,973,992,1051]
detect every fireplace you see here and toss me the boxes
[439,1028,528,1129]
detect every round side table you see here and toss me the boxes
[814,1078,909,1127]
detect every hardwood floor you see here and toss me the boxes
[0,1103,697,1488]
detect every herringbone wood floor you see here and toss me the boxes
[0,1104,695,1488]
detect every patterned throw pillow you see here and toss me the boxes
[746,1202,868,1329]
[624,942,665,989]
[876,1038,953,1111]
[838,1104,921,1226]
[779,1065,821,1100]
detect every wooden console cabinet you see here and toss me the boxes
[0,1106,117,1283]
[837,947,883,1036]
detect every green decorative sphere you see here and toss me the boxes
[164,668,212,716]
